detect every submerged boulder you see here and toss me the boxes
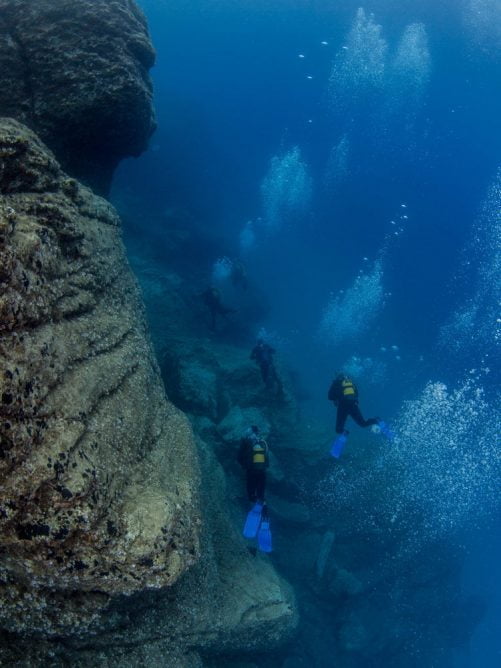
[0,0,156,194]
[0,118,200,637]
[217,405,271,443]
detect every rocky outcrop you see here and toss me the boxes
[160,338,298,441]
[0,118,297,663]
[0,0,156,195]
[0,3,299,661]
[0,438,297,666]
[0,118,200,637]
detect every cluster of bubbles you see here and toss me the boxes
[319,259,385,346]
[239,220,257,255]
[312,374,499,556]
[329,9,431,117]
[438,168,500,361]
[392,23,431,98]
[254,326,287,351]
[383,376,500,544]
[342,354,387,385]
[475,169,501,346]
[326,9,431,173]
[462,0,501,54]
[385,23,431,128]
[260,146,313,232]
[328,8,388,115]
[323,133,350,192]
[211,256,233,284]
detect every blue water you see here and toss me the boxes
[112,0,500,665]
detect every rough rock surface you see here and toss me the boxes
[0,437,297,666]
[63,441,297,666]
[0,0,156,195]
[0,118,297,663]
[0,118,200,637]
[161,338,298,440]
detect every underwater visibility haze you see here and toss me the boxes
[0,0,499,665]
[112,0,500,665]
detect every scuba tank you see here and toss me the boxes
[251,439,268,468]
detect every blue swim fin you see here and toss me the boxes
[378,420,394,441]
[243,503,263,538]
[330,432,348,458]
[257,518,272,553]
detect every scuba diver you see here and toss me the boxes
[328,373,380,435]
[327,373,388,458]
[200,286,235,331]
[250,338,283,395]
[238,425,269,505]
[238,426,272,552]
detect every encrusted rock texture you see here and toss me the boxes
[0,2,298,660]
[0,438,297,666]
[0,118,201,637]
[0,0,156,195]
[68,440,296,665]
[0,119,297,663]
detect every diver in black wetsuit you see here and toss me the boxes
[328,373,379,434]
[237,426,269,513]
[250,339,283,395]
[201,286,235,330]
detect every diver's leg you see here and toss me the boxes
[246,470,257,502]
[349,403,378,428]
[336,403,348,433]
[256,471,266,504]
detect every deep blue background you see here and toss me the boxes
[112,1,500,665]
[114,0,499,369]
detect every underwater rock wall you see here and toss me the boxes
[0,0,156,195]
[0,2,299,662]
[0,430,297,666]
[0,118,200,639]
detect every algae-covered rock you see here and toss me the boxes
[0,0,156,194]
[161,338,299,444]
[14,439,297,666]
[0,118,297,664]
[217,405,271,442]
[158,439,298,656]
[178,359,219,418]
[0,118,200,637]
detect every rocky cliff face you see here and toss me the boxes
[0,117,200,637]
[0,0,156,195]
[0,118,297,663]
[0,1,298,661]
